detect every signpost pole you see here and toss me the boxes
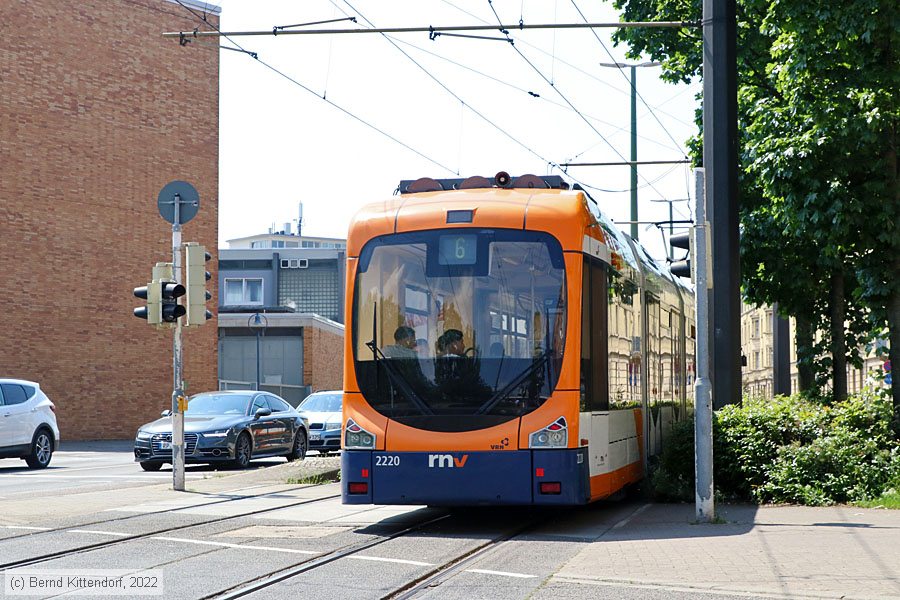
[157,180,198,493]
[172,195,185,492]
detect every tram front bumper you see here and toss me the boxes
[342,448,589,506]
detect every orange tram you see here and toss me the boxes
[341,173,695,506]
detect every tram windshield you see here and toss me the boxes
[353,229,567,432]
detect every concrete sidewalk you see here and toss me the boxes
[552,503,900,600]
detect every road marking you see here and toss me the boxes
[151,536,320,555]
[28,464,138,474]
[465,569,537,579]
[0,474,205,479]
[349,556,434,567]
[69,529,130,537]
[0,525,50,531]
[612,503,651,530]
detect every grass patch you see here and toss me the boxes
[855,486,900,509]
[286,471,341,486]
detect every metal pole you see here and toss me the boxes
[162,21,700,40]
[772,303,791,396]
[693,168,715,522]
[668,202,674,260]
[703,0,741,409]
[256,328,261,391]
[172,195,185,492]
[630,66,638,240]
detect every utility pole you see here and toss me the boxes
[693,168,715,522]
[630,65,638,240]
[599,61,661,241]
[703,0,741,409]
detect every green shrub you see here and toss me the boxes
[650,420,695,502]
[649,389,900,506]
[759,428,898,505]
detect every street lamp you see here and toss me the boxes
[598,61,661,240]
[248,313,268,391]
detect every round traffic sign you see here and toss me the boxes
[158,180,200,225]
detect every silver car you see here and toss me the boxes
[133,391,309,471]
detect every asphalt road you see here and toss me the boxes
[0,441,292,500]
[0,485,760,600]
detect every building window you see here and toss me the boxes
[225,278,263,305]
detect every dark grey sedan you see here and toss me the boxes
[133,391,309,471]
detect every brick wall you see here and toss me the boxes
[303,327,345,392]
[0,0,219,439]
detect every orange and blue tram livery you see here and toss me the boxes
[341,173,694,506]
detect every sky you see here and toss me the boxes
[202,0,701,262]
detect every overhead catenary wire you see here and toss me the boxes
[568,0,689,157]
[332,0,628,193]
[172,0,457,175]
[382,34,679,153]
[173,1,629,195]
[485,0,672,202]
[171,2,681,197]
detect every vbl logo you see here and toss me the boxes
[427,454,469,468]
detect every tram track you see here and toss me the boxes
[0,479,333,544]
[383,516,549,600]
[201,510,553,600]
[204,512,454,600]
[0,489,342,570]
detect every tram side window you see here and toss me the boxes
[591,261,609,411]
[580,258,609,412]
[580,263,591,411]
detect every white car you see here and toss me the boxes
[0,379,59,469]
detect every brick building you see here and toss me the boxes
[0,0,220,439]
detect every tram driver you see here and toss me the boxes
[436,329,465,357]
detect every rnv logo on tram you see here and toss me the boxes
[428,454,469,468]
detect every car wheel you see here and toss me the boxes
[140,461,163,472]
[232,432,252,469]
[24,428,53,469]
[286,430,308,462]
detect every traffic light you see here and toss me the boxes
[133,282,161,325]
[161,280,187,322]
[669,231,692,279]
[134,263,185,328]
[185,242,212,327]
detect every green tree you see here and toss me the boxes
[612,0,899,419]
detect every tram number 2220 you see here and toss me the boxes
[375,455,400,467]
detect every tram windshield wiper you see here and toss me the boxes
[366,340,434,416]
[475,349,554,415]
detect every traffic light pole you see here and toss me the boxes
[171,198,185,492]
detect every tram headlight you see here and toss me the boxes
[344,418,376,449]
[529,417,568,449]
